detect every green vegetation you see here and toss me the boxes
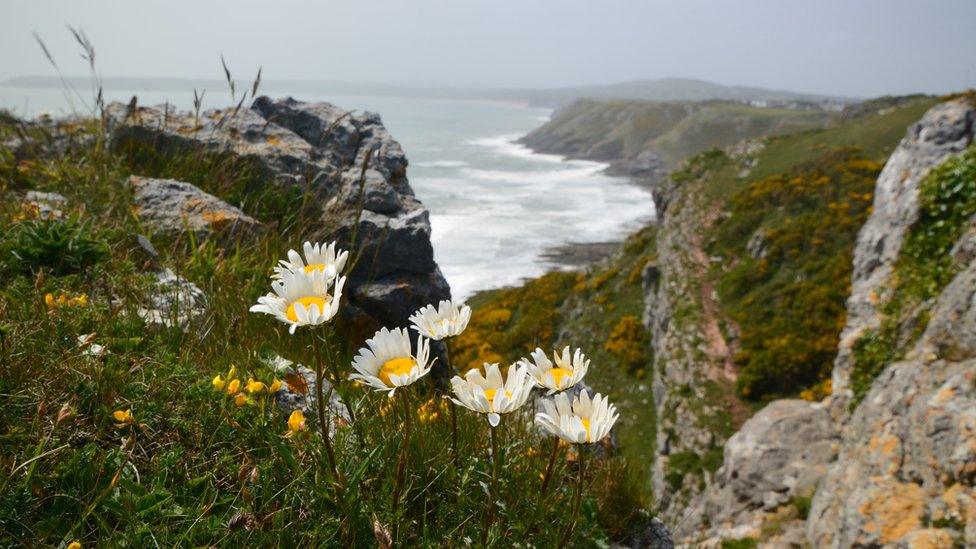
[0,116,646,546]
[522,98,833,166]
[712,149,881,398]
[664,448,723,492]
[694,96,942,401]
[4,216,108,275]
[458,226,659,472]
[720,538,758,549]
[850,146,976,402]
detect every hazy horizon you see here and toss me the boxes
[1,0,974,99]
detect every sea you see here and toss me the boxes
[0,85,654,299]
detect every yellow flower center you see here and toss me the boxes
[581,418,592,441]
[547,367,573,387]
[285,295,330,323]
[303,263,328,274]
[482,388,512,404]
[379,357,416,386]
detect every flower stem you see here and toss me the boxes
[391,390,412,508]
[322,328,357,424]
[557,446,587,548]
[444,339,460,469]
[539,438,560,496]
[482,421,502,546]
[311,333,340,482]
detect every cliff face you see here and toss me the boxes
[105,96,450,330]
[831,99,975,409]
[806,98,975,548]
[678,97,976,547]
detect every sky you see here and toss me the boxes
[1,0,974,98]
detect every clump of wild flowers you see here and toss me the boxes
[241,240,621,544]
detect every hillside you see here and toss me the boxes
[520,99,835,184]
[462,93,975,545]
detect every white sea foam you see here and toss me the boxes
[464,134,566,163]
[428,132,654,299]
[414,160,469,168]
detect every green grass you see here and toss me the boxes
[0,116,646,546]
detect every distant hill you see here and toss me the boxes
[520,98,836,183]
[496,78,854,109]
[1,75,854,109]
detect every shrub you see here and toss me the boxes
[604,315,647,371]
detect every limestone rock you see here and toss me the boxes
[685,400,837,544]
[24,191,67,220]
[612,514,675,549]
[105,96,450,328]
[137,268,207,328]
[832,98,975,406]
[127,176,259,238]
[267,355,351,429]
[806,355,976,547]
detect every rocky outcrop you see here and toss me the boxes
[831,98,975,408]
[105,96,450,328]
[127,176,259,238]
[689,400,837,545]
[808,226,976,547]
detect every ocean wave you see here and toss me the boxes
[464,134,567,164]
[414,159,469,168]
[459,163,608,185]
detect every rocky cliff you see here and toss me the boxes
[678,96,976,547]
[105,97,450,329]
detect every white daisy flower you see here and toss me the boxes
[535,389,619,444]
[410,299,471,341]
[450,363,534,427]
[409,299,472,340]
[249,269,345,334]
[272,241,349,280]
[520,346,589,394]
[349,327,433,397]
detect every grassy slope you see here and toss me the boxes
[521,99,833,167]
[0,118,645,546]
[701,96,941,401]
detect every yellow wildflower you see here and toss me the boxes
[246,378,266,394]
[226,378,241,395]
[268,379,281,393]
[45,293,56,308]
[212,374,225,391]
[68,542,81,549]
[234,394,248,407]
[227,364,237,380]
[112,409,134,424]
[287,409,306,433]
